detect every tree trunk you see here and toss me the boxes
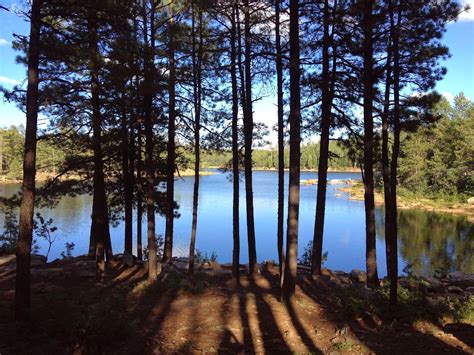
[389,0,401,307]
[136,122,143,261]
[163,0,176,264]
[282,0,301,301]
[311,0,332,277]
[122,106,133,264]
[230,3,240,282]
[88,197,97,258]
[143,0,157,281]
[188,2,203,275]
[243,0,257,278]
[362,0,379,288]
[88,10,112,279]
[275,0,285,287]
[15,0,41,321]
[381,22,393,280]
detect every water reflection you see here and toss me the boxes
[1,171,472,277]
[397,210,474,276]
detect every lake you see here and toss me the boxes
[1,169,473,277]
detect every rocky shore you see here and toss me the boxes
[2,254,473,301]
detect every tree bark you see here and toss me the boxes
[88,10,112,279]
[136,121,143,261]
[275,0,285,287]
[282,0,301,301]
[163,0,176,264]
[362,0,379,288]
[389,0,401,307]
[381,16,393,280]
[230,3,240,282]
[122,104,133,264]
[311,0,333,277]
[188,2,203,275]
[243,0,257,278]
[143,0,157,280]
[15,0,41,321]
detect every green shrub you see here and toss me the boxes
[298,240,327,267]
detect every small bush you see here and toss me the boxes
[195,249,218,264]
[61,242,75,259]
[143,234,164,261]
[298,240,327,267]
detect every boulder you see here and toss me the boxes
[467,197,474,205]
[448,271,474,288]
[420,277,444,292]
[350,269,367,283]
[399,278,417,290]
[31,268,69,280]
[447,286,464,294]
[209,260,220,269]
[465,286,474,295]
[31,254,47,267]
[173,260,189,271]
[205,268,232,277]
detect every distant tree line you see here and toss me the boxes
[0,125,65,180]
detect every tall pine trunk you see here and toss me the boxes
[282,0,301,300]
[243,0,257,278]
[89,10,112,278]
[311,0,332,277]
[164,0,176,264]
[122,104,133,265]
[275,0,285,287]
[188,2,203,275]
[389,0,401,307]
[381,22,393,280]
[230,3,240,281]
[362,0,379,288]
[15,0,41,321]
[136,120,143,261]
[143,0,157,280]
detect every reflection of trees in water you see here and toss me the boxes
[376,208,473,276]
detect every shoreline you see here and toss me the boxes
[204,166,360,173]
[0,169,216,184]
[338,183,474,221]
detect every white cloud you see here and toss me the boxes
[0,38,9,46]
[0,75,20,86]
[459,0,474,21]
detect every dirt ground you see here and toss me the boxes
[0,257,473,354]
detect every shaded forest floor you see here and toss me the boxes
[0,256,473,354]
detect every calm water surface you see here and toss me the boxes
[1,170,473,277]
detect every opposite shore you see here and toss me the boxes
[337,181,474,221]
[2,167,473,220]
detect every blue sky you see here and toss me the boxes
[1,0,473,142]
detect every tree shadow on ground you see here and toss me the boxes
[444,323,474,348]
[259,268,322,353]
[296,272,471,354]
[1,261,471,354]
